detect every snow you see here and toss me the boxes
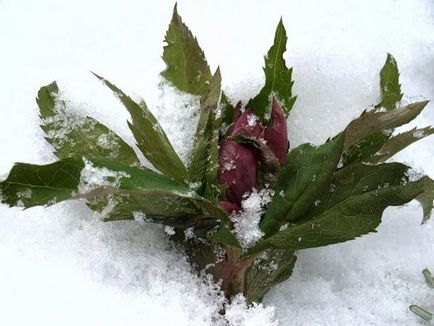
[231,188,273,248]
[78,158,130,194]
[0,0,433,325]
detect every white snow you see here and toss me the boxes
[0,0,433,325]
[231,188,274,248]
[78,158,130,194]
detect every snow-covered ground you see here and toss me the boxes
[0,0,433,325]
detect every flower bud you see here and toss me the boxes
[218,109,264,207]
[264,99,289,166]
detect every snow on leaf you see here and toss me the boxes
[37,82,139,165]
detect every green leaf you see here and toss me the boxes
[416,177,434,224]
[220,92,235,126]
[211,225,242,249]
[161,4,212,95]
[249,163,430,254]
[244,249,296,304]
[342,131,391,166]
[375,53,403,110]
[188,69,224,200]
[344,101,429,150]
[0,157,228,223]
[37,82,139,165]
[260,134,344,237]
[93,73,187,182]
[247,19,296,119]
[367,127,434,164]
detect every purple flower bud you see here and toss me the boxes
[218,200,239,215]
[218,109,265,207]
[264,99,289,166]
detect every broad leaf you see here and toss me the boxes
[368,127,434,164]
[344,101,429,150]
[94,73,187,182]
[38,82,138,165]
[244,249,296,304]
[260,134,344,236]
[249,163,431,254]
[0,157,228,222]
[161,4,212,95]
[247,19,296,119]
[375,53,403,110]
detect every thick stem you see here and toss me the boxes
[213,246,257,300]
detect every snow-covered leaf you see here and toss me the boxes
[247,19,296,119]
[94,73,187,182]
[376,53,403,110]
[260,134,344,237]
[161,4,212,95]
[249,163,431,254]
[38,82,139,165]
[0,157,227,221]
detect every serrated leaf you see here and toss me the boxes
[161,4,212,95]
[376,53,403,110]
[249,163,430,254]
[244,249,296,304]
[368,127,434,164]
[247,19,296,119]
[220,92,235,126]
[344,101,429,150]
[38,82,139,165]
[188,69,223,200]
[260,134,344,237]
[94,73,187,182]
[0,157,228,223]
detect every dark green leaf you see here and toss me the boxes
[161,4,212,95]
[0,157,228,223]
[220,92,235,126]
[368,127,434,164]
[38,82,139,165]
[188,69,224,200]
[344,101,429,150]
[244,249,296,304]
[342,131,391,166]
[260,134,344,236]
[211,225,242,249]
[247,19,296,119]
[94,73,187,182]
[249,163,430,254]
[375,53,403,110]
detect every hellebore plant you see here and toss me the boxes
[1,5,434,305]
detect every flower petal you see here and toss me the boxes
[265,98,289,165]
